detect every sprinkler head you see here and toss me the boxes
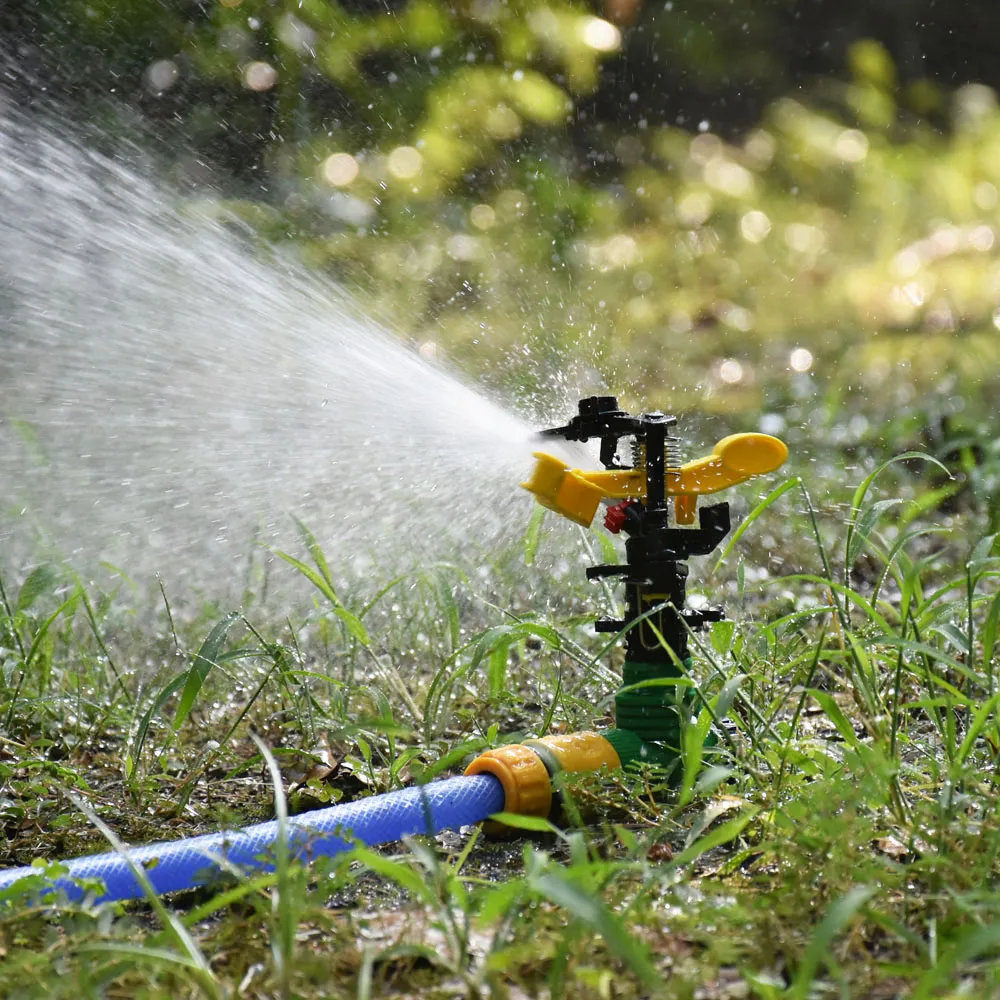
[521,396,789,753]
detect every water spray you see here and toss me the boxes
[0,113,533,606]
[0,395,786,904]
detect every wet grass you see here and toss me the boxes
[3,400,1000,998]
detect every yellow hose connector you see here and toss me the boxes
[525,731,621,776]
[464,744,552,818]
[464,732,620,824]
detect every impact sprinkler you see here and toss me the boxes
[515,395,789,771]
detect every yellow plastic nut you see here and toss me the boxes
[673,493,697,525]
[525,731,621,774]
[464,744,552,818]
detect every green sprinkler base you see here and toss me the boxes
[604,658,717,774]
[614,658,690,745]
[602,726,679,770]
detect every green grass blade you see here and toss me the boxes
[911,923,1000,1000]
[129,671,188,778]
[523,504,545,566]
[772,574,894,632]
[180,873,280,927]
[848,451,950,520]
[807,690,859,745]
[669,808,759,868]
[981,589,1000,693]
[77,942,221,997]
[788,885,876,1000]
[249,733,296,1000]
[353,846,434,903]
[173,611,241,731]
[358,573,408,620]
[531,870,662,992]
[844,452,950,583]
[846,498,908,566]
[489,812,562,835]
[63,788,221,1000]
[712,477,800,574]
[331,605,370,646]
[15,563,60,612]
[274,549,339,607]
[955,691,1000,766]
[291,515,338,600]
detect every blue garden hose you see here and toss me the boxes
[0,774,505,904]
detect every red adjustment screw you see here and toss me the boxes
[604,500,633,534]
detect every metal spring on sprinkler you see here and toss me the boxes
[665,433,682,470]
[630,430,683,472]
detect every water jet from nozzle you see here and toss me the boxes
[0,113,536,606]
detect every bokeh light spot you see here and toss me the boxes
[321,153,359,187]
[718,359,744,384]
[677,191,713,227]
[704,156,753,198]
[744,129,775,167]
[144,59,179,94]
[243,61,277,92]
[485,104,522,140]
[892,249,921,278]
[785,223,826,254]
[580,17,621,52]
[470,204,496,230]
[740,210,771,243]
[387,146,423,180]
[834,128,869,163]
[790,347,814,372]
[970,225,995,252]
[975,181,998,210]
[446,234,481,261]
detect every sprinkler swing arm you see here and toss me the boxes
[522,396,788,529]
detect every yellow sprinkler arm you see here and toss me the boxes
[521,432,788,527]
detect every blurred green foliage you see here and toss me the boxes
[8,1,1000,413]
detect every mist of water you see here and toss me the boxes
[0,112,544,609]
